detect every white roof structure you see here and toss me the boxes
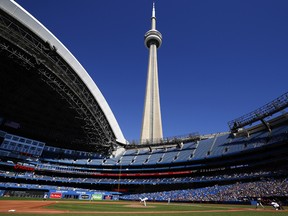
[0,0,126,144]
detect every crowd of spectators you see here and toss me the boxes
[0,181,106,195]
[0,169,279,185]
[1,178,287,204]
[1,170,288,204]
[121,178,288,202]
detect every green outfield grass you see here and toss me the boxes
[0,199,287,216]
[1,213,285,216]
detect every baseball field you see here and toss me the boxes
[0,198,287,216]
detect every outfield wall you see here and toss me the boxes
[48,189,118,200]
[0,187,119,200]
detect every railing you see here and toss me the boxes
[124,132,201,148]
[228,92,288,131]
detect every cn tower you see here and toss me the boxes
[140,2,163,143]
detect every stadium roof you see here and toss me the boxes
[0,0,126,154]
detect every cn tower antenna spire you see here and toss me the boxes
[152,2,156,18]
[151,1,156,30]
[140,2,163,143]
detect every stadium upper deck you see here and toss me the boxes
[0,99,288,192]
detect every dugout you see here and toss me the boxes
[2,188,47,198]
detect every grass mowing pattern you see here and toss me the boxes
[0,199,287,216]
[0,211,288,216]
[44,202,226,212]
[42,202,287,216]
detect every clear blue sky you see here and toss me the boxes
[16,0,288,142]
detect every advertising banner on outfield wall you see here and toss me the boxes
[103,195,113,200]
[91,193,102,200]
[47,190,118,200]
[79,194,90,200]
[50,192,62,199]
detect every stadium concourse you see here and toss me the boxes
[0,0,288,208]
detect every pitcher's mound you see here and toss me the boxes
[125,204,155,208]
